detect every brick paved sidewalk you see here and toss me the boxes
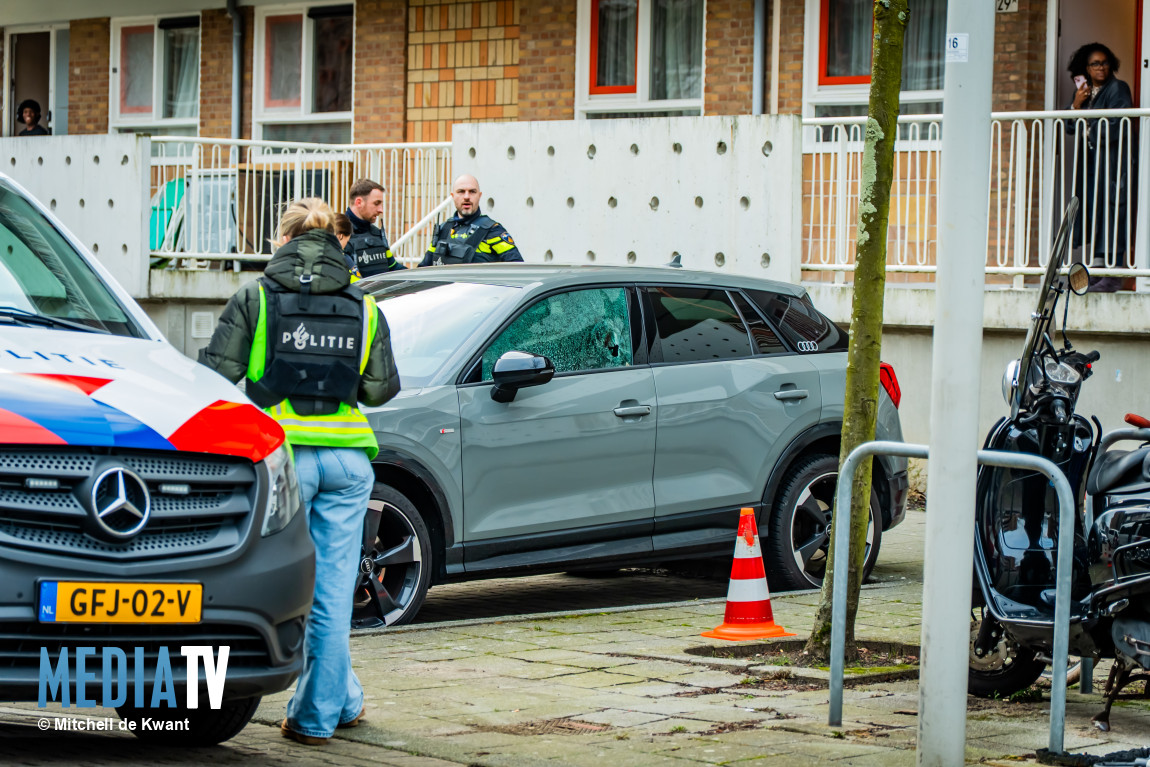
[6,512,1149,765]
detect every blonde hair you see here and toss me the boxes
[275,197,335,245]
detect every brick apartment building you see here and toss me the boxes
[3,1,1142,144]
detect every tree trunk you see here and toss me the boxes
[803,0,907,663]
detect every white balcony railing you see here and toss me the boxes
[802,108,1150,287]
[148,136,451,267]
[144,110,1147,289]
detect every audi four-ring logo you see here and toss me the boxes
[88,467,151,541]
[797,341,819,352]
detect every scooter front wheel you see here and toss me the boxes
[968,606,1046,698]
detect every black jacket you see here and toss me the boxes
[1067,77,1135,258]
[344,210,405,277]
[418,210,523,267]
[200,228,400,408]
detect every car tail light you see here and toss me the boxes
[879,362,901,409]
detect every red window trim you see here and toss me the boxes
[589,0,638,95]
[264,14,303,109]
[119,25,155,115]
[818,0,872,86]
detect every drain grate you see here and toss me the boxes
[477,718,611,736]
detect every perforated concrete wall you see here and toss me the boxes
[0,134,150,298]
[452,115,802,283]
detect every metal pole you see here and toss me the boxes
[829,441,928,726]
[769,0,781,114]
[829,442,1078,755]
[752,0,764,115]
[918,3,996,764]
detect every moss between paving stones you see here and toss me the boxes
[685,639,921,686]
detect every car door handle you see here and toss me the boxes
[774,389,809,401]
[613,405,652,417]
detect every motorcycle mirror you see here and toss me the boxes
[1067,263,1090,295]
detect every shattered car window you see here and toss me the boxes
[481,287,633,381]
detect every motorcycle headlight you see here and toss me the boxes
[1001,359,1021,406]
[262,443,301,537]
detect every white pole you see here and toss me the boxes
[917,4,996,767]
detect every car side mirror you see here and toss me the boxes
[490,351,555,403]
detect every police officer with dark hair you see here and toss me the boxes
[345,178,404,277]
[418,174,522,267]
[200,197,399,746]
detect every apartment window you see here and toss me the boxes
[580,0,705,117]
[255,4,353,144]
[590,0,637,94]
[809,0,947,118]
[111,17,200,128]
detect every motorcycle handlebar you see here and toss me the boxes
[1083,350,1101,364]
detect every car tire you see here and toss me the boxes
[352,483,433,628]
[765,453,881,591]
[116,696,260,746]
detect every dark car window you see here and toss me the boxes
[745,289,847,352]
[480,287,633,381]
[645,286,752,362]
[0,185,144,337]
[731,292,786,355]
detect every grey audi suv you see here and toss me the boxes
[352,265,907,627]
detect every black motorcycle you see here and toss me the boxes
[969,198,1150,731]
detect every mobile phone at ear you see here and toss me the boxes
[1074,75,1087,89]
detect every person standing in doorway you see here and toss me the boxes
[1068,42,1134,292]
[199,197,400,745]
[345,179,404,277]
[16,99,48,136]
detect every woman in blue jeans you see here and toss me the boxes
[200,197,400,744]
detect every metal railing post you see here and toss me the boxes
[829,441,928,728]
[828,440,1078,756]
[834,127,849,285]
[1011,120,1028,289]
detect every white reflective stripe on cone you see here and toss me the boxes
[733,536,761,559]
[725,577,770,603]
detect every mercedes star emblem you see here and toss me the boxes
[89,467,151,541]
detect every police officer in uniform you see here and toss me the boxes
[345,178,404,277]
[200,198,399,746]
[418,174,522,266]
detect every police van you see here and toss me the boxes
[0,173,313,744]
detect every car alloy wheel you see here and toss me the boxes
[766,454,881,591]
[351,484,432,628]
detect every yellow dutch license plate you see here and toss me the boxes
[39,582,203,624]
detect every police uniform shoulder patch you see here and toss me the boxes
[500,232,515,246]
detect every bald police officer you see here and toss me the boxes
[419,174,522,266]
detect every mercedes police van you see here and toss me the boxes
[0,173,313,744]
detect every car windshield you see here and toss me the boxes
[370,280,521,388]
[0,184,143,337]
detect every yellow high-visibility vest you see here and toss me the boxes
[247,283,379,459]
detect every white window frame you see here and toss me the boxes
[252,2,355,142]
[109,15,201,132]
[574,0,707,118]
[801,0,943,123]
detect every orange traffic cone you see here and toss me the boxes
[702,507,794,641]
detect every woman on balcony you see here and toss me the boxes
[1068,42,1134,293]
